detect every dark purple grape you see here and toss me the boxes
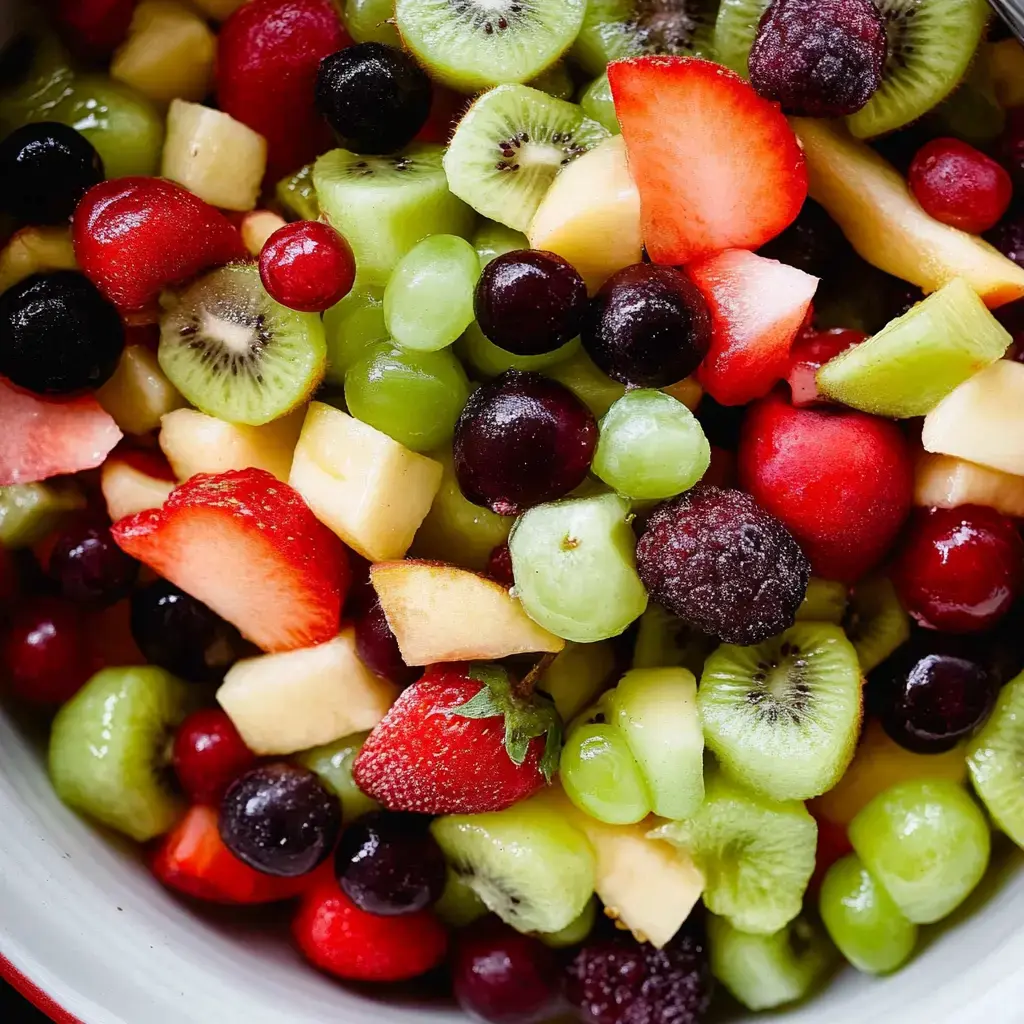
[475,250,588,356]
[580,264,711,388]
[334,811,446,916]
[130,579,246,683]
[453,919,563,1024]
[453,370,597,516]
[220,764,342,878]
[355,598,417,688]
[759,199,850,277]
[49,519,137,606]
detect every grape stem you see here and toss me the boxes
[515,653,557,700]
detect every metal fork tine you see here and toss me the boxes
[990,0,1024,45]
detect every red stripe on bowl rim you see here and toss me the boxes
[0,954,82,1024]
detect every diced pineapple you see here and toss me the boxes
[528,135,642,294]
[161,100,267,212]
[0,227,77,295]
[96,346,185,435]
[914,452,1024,518]
[240,210,286,257]
[111,0,216,105]
[101,454,176,521]
[289,402,443,562]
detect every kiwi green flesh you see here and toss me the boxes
[846,0,991,140]
[395,0,587,93]
[443,84,611,233]
[48,667,194,842]
[711,0,770,75]
[579,73,620,135]
[967,671,1024,847]
[698,623,863,803]
[795,578,848,625]
[276,164,320,221]
[843,575,910,674]
[158,264,326,427]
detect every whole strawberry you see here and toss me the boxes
[353,663,561,815]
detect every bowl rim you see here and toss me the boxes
[1,954,80,1024]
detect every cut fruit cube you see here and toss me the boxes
[159,407,305,484]
[240,210,287,257]
[96,345,185,435]
[527,134,642,294]
[101,450,176,521]
[0,226,78,295]
[914,452,1024,518]
[792,118,1024,309]
[217,628,398,756]
[370,559,564,665]
[162,100,267,212]
[289,403,443,562]
[922,359,1024,476]
[817,278,1010,418]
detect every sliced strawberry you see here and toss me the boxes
[787,328,866,407]
[0,378,122,487]
[689,250,818,406]
[111,468,350,652]
[73,178,247,312]
[608,56,807,264]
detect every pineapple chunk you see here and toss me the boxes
[922,360,1024,476]
[791,119,1024,309]
[289,403,443,562]
[162,100,267,212]
[159,407,305,482]
[0,227,77,295]
[96,346,185,435]
[101,454,175,521]
[240,210,287,257]
[529,135,642,294]
[915,452,1024,518]
[111,0,216,105]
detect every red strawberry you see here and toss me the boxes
[0,378,122,486]
[738,390,914,583]
[216,0,349,183]
[353,663,560,815]
[111,468,350,652]
[689,249,818,406]
[293,876,448,982]
[56,0,135,58]
[786,328,866,407]
[608,56,807,264]
[152,805,311,905]
[73,178,247,312]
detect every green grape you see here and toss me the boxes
[509,493,648,642]
[632,603,715,677]
[819,854,918,975]
[323,286,388,385]
[294,732,379,824]
[579,73,620,135]
[544,350,626,418]
[384,234,479,352]
[529,63,574,101]
[0,32,75,137]
[536,640,616,721]
[473,220,529,266]
[434,867,488,928]
[345,343,471,453]
[276,164,320,221]
[343,0,402,46]
[455,321,579,378]
[537,896,598,948]
[0,482,85,549]
[848,779,991,925]
[561,723,651,824]
[592,390,710,501]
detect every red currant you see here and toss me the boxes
[2,597,90,704]
[893,505,1024,634]
[172,708,257,806]
[908,138,1013,234]
[258,222,356,313]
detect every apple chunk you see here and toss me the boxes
[914,452,1024,518]
[217,628,398,756]
[101,451,176,521]
[371,560,564,665]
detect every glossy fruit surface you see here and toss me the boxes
[259,221,356,313]
[1,596,89,705]
[172,709,257,806]
[354,598,416,688]
[49,518,138,606]
[786,328,865,407]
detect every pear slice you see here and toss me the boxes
[915,452,1024,518]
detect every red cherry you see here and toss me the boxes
[786,327,866,407]
[908,138,1013,235]
[258,222,356,313]
[173,709,257,805]
[55,0,134,58]
[2,597,90,705]
[892,505,1024,634]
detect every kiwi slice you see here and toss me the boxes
[652,769,817,935]
[847,0,991,140]
[967,671,1024,848]
[843,575,910,674]
[795,578,848,626]
[571,0,720,78]
[314,143,475,288]
[711,0,769,75]
[294,732,379,824]
[0,481,84,549]
[708,913,836,1011]
[632,602,716,677]
[443,85,610,233]
[395,0,587,93]
[536,895,598,948]
[48,667,194,842]
[431,797,597,934]
[275,164,320,221]
[698,623,863,803]
[158,264,326,426]
[530,63,574,101]
[578,73,620,136]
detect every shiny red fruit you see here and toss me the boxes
[892,505,1024,633]
[173,709,257,805]
[739,390,914,583]
[1,597,90,705]
[258,222,355,313]
[56,0,134,58]
[486,543,514,586]
[786,328,866,407]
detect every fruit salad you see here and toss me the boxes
[3,0,1024,1021]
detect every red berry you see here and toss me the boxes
[486,542,514,586]
[173,709,257,806]
[0,547,17,612]
[892,505,1024,634]
[354,598,416,688]
[786,327,866,407]
[55,0,135,58]
[2,597,90,705]
[258,222,355,313]
[292,877,448,982]
[908,138,1013,235]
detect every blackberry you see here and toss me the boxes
[636,486,811,646]
[985,210,1024,270]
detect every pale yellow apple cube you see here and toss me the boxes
[915,452,1024,518]
[101,457,175,521]
[97,346,185,435]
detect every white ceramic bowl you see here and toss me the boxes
[1,700,1023,1024]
